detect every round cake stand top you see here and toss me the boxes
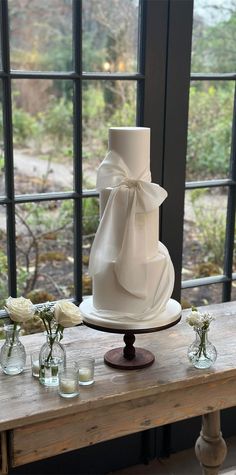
[83,313,181,335]
[80,297,181,331]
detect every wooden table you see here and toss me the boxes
[1,301,236,475]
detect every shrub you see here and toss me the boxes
[190,189,226,269]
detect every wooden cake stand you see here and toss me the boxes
[84,316,181,370]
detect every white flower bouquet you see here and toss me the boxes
[186,306,217,369]
[4,297,82,357]
[4,296,35,357]
[186,306,215,331]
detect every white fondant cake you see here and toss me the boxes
[80,127,181,329]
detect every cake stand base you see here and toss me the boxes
[104,327,155,370]
[84,305,181,370]
[105,348,154,369]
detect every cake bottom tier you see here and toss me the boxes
[80,297,181,330]
[93,242,174,315]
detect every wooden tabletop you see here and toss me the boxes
[1,301,236,434]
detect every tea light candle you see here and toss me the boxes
[60,379,77,394]
[79,368,92,382]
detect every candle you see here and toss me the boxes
[79,368,93,383]
[77,357,95,385]
[60,379,77,394]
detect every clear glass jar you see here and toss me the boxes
[39,332,66,387]
[0,324,26,375]
[187,327,217,369]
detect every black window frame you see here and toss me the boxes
[0,0,146,312]
[0,0,234,317]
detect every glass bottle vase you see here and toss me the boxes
[0,324,26,375]
[39,332,66,387]
[187,327,217,369]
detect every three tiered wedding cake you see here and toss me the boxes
[80,127,181,330]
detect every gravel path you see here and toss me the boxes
[14,150,74,189]
[0,149,99,230]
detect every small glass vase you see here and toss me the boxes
[187,327,217,369]
[0,324,26,375]
[39,332,66,387]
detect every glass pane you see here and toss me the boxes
[186,81,234,181]
[12,79,74,194]
[82,80,137,189]
[181,283,223,308]
[9,0,73,71]
[82,197,99,296]
[82,0,139,73]
[0,80,4,196]
[0,206,8,310]
[191,0,236,73]
[182,188,227,281]
[15,201,74,306]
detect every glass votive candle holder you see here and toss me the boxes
[58,367,79,399]
[31,352,40,378]
[76,357,95,386]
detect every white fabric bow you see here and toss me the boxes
[89,150,168,299]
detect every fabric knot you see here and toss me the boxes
[119,178,141,189]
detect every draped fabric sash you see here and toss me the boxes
[89,151,168,299]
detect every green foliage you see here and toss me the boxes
[192,11,236,73]
[108,100,135,128]
[13,107,39,147]
[187,84,234,179]
[18,200,73,236]
[190,189,226,268]
[0,250,8,309]
[83,85,105,122]
[83,31,106,72]
[15,201,73,297]
[0,154,4,176]
[40,98,73,151]
[0,244,29,308]
[45,38,73,101]
[17,267,29,296]
[83,198,99,235]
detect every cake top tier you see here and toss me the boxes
[108,127,151,181]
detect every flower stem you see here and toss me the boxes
[7,322,18,358]
[196,328,210,360]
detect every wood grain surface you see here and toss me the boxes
[0,301,236,468]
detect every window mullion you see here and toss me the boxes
[136,0,146,125]
[161,0,193,301]
[223,83,236,301]
[73,0,83,304]
[142,0,169,185]
[0,0,17,297]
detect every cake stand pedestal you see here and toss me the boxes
[84,316,181,370]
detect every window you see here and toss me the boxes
[181,0,236,307]
[2,0,233,324]
[0,0,148,317]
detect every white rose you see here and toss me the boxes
[5,296,35,323]
[54,300,82,328]
[186,311,202,327]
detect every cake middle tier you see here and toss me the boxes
[100,189,160,260]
